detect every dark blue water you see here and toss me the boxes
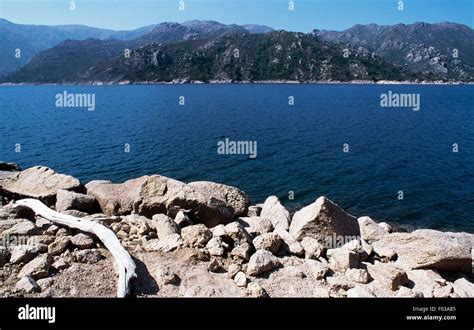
[1,84,473,232]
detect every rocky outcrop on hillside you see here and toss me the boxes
[316,22,474,81]
[0,163,472,298]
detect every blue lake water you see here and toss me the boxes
[0,84,473,232]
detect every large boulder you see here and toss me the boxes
[55,189,96,213]
[372,229,472,272]
[367,262,408,291]
[260,196,290,231]
[358,216,387,243]
[452,278,474,297]
[406,269,449,297]
[0,166,82,205]
[85,177,147,216]
[289,196,360,244]
[188,181,250,216]
[86,175,234,227]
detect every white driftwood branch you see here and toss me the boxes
[14,198,136,298]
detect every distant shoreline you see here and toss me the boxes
[1,80,472,86]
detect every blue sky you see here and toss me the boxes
[1,0,472,31]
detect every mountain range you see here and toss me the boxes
[1,19,473,83]
[316,22,474,81]
[0,19,273,77]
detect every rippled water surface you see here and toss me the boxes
[1,84,473,232]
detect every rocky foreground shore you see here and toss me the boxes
[0,163,472,298]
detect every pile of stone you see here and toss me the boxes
[0,163,472,298]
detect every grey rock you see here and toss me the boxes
[208,258,222,273]
[327,248,359,272]
[378,222,393,233]
[234,271,247,287]
[0,204,36,220]
[55,189,96,213]
[301,236,325,259]
[252,232,281,254]
[15,276,40,293]
[152,214,180,239]
[247,205,262,217]
[246,282,269,298]
[52,257,69,271]
[367,262,408,291]
[0,166,82,205]
[122,214,152,236]
[145,234,182,252]
[155,265,178,286]
[36,277,54,291]
[181,224,212,247]
[274,227,304,256]
[188,181,250,216]
[238,216,273,235]
[289,196,360,244]
[406,269,448,297]
[372,229,472,272]
[231,243,252,261]
[345,268,371,284]
[358,216,387,243]
[9,245,40,264]
[48,237,70,255]
[44,225,59,235]
[247,250,280,276]
[18,254,51,279]
[70,233,95,249]
[174,210,193,228]
[35,217,52,229]
[224,222,252,245]
[87,175,235,227]
[74,249,103,264]
[452,278,474,297]
[347,285,377,298]
[55,228,71,237]
[260,196,290,231]
[210,224,226,238]
[3,220,38,236]
[206,237,225,256]
[305,259,329,280]
[227,264,242,279]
